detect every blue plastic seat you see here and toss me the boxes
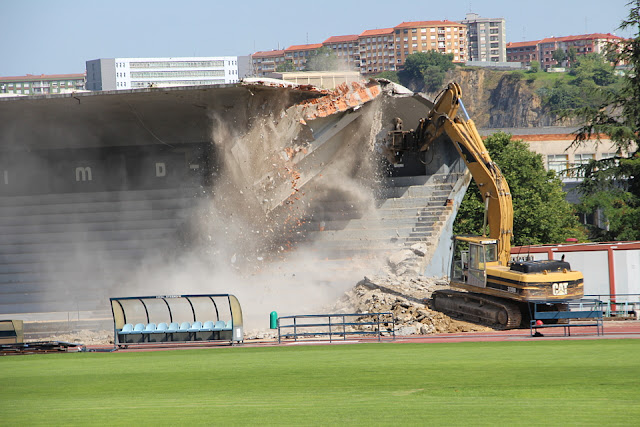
[166,322,179,333]
[119,324,134,334]
[179,321,191,331]
[223,320,232,330]
[188,321,203,332]
[142,323,156,333]
[156,323,168,333]
[213,320,225,331]
[202,321,215,331]
[133,323,145,333]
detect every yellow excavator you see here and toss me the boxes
[383,82,584,328]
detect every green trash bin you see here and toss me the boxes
[270,311,278,329]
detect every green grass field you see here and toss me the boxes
[1,339,639,426]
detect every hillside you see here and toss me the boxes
[426,68,566,129]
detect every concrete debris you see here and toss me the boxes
[30,329,114,345]
[330,273,493,336]
[410,242,429,257]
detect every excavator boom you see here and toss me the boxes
[383,82,584,328]
[385,83,513,264]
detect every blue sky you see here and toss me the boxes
[0,0,635,76]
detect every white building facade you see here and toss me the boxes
[86,56,249,91]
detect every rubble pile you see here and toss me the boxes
[30,329,113,346]
[331,273,492,336]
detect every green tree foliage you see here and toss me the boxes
[571,1,640,241]
[276,60,295,72]
[304,46,342,71]
[374,71,400,83]
[567,47,578,65]
[552,48,566,66]
[568,53,617,86]
[398,51,455,92]
[528,60,541,73]
[537,53,621,112]
[453,132,586,245]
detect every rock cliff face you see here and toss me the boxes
[426,68,559,129]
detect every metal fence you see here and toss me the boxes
[582,294,640,318]
[277,312,395,343]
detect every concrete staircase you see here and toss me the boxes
[0,172,469,322]
[295,173,463,262]
[0,188,203,315]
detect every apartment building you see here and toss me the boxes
[285,44,324,71]
[252,44,324,75]
[251,50,286,76]
[322,35,360,70]
[251,19,468,78]
[0,73,85,96]
[392,21,467,68]
[86,56,248,91]
[507,33,625,69]
[460,13,506,62]
[505,40,539,66]
[358,28,396,74]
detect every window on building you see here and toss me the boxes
[573,153,595,177]
[548,154,569,176]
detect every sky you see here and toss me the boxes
[0,0,636,76]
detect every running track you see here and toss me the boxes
[87,321,640,352]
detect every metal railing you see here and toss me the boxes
[581,294,640,318]
[277,312,395,343]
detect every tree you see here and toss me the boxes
[398,51,455,92]
[569,53,617,86]
[304,46,342,71]
[552,48,566,66]
[570,1,640,241]
[276,60,295,72]
[567,46,578,65]
[453,132,586,245]
[528,60,540,73]
[374,71,400,83]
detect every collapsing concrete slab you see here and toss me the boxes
[0,79,469,328]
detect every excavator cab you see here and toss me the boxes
[451,236,498,289]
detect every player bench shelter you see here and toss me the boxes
[110,294,243,347]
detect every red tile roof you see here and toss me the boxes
[252,50,286,58]
[286,43,323,52]
[358,28,394,37]
[394,20,461,28]
[0,73,85,82]
[556,33,625,42]
[509,33,625,49]
[506,40,540,49]
[323,34,359,44]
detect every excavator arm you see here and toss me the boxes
[384,82,513,265]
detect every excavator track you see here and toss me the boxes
[432,289,523,329]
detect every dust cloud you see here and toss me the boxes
[111,95,391,331]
